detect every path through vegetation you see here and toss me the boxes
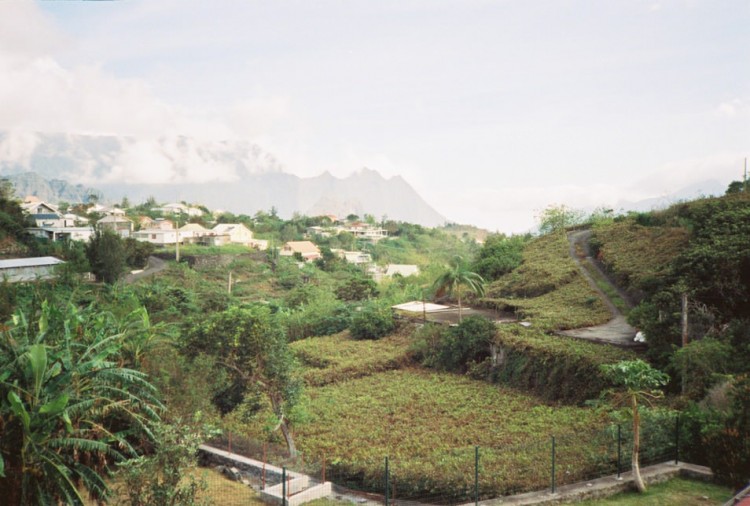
[558,230,641,348]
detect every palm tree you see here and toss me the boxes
[432,255,486,322]
[0,301,162,505]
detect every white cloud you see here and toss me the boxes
[716,98,749,117]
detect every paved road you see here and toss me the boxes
[557,230,642,349]
[124,256,168,284]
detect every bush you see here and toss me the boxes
[421,316,497,373]
[350,302,395,340]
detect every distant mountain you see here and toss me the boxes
[4,172,99,203]
[0,132,446,226]
[614,179,727,213]
[96,168,447,226]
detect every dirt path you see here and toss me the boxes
[124,256,167,284]
[557,230,641,349]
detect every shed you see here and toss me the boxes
[0,257,65,283]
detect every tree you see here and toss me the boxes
[432,255,486,322]
[537,204,584,235]
[86,229,127,283]
[472,234,527,281]
[601,360,669,493]
[184,306,302,455]
[0,301,163,505]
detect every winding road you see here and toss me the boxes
[124,256,168,284]
[557,230,642,349]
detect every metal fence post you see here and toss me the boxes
[675,415,680,465]
[475,446,480,506]
[385,456,390,506]
[551,436,556,494]
[617,424,622,480]
[282,466,287,506]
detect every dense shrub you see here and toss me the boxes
[350,302,395,340]
[418,316,497,373]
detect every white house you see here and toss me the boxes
[212,223,253,245]
[132,229,181,245]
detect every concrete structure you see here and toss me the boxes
[0,257,65,283]
[199,445,331,506]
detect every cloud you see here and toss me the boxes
[0,0,296,184]
[716,98,749,118]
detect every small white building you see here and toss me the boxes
[0,257,65,283]
[385,264,420,277]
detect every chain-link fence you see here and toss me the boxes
[202,414,687,505]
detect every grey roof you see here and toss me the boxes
[0,257,65,269]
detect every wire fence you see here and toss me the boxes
[202,414,688,505]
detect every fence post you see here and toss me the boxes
[617,425,622,480]
[551,436,556,494]
[475,446,480,506]
[385,456,390,506]
[322,452,326,483]
[282,466,287,506]
[675,415,680,465]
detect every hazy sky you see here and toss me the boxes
[1,0,748,232]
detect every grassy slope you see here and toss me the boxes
[590,220,689,294]
[292,329,414,386]
[484,233,611,331]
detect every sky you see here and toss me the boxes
[0,0,748,232]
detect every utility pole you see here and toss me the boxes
[228,271,233,294]
[175,232,180,262]
[744,157,747,193]
[681,292,689,394]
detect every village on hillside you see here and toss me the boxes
[1,195,421,283]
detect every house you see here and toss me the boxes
[154,203,188,215]
[132,229,181,245]
[180,223,210,237]
[338,222,388,241]
[385,264,420,277]
[28,227,94,242]
[22,201,66,228]
[335,250,373,265]
[0,257,65,283]
[212,223,253,245]
[96,215,134,238]
[280,241,321,261]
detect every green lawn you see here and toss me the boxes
[580,477,732,505]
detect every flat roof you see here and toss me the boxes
[391,301,451,313]
[0,257,65,269]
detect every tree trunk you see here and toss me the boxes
[631,395,646,493]
[271,395,297,457]
[279,417,297,458]
[457,287,463,323]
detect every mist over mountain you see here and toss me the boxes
[0,132,447,226]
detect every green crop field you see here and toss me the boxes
[290,369,614,498]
